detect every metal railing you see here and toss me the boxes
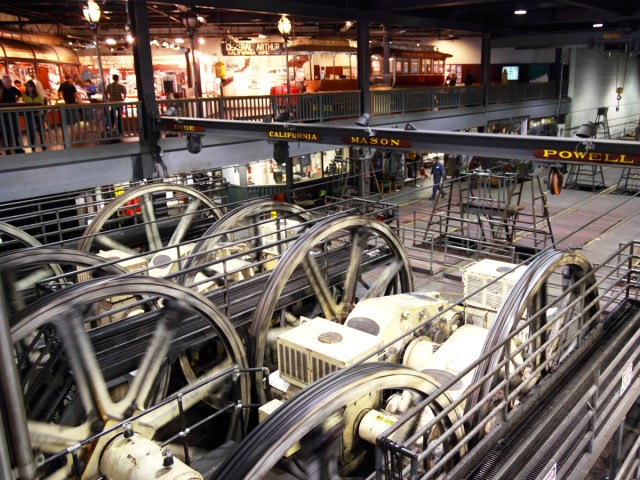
[0,101,142,154]
[0,82,564,155]
[0,171,228,249]
[373,241,640,479]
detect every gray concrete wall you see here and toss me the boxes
[567,48,639,139]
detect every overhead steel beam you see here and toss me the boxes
[155,116,640,167]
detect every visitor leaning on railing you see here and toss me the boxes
[22,80,47,152]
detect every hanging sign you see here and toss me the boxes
[543,463,557,480]
[621,362,633,396]
[344,136,412,148]
[533,149,639,166]
[167,122,205,133]
[267,130,321,142]
[222,41,285,56]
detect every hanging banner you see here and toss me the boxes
[221,41,285,56]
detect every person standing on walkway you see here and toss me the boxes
[22,80,47,151]
[431,157,446,199]
[464,69,474,86]
[105,74,127,135]
[0,75,25,153]
[57,74,79,126]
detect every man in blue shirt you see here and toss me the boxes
[85,79,97,99]
[431,157,446,199]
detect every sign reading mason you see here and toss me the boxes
[533,148,639,166]
[268,130,321,142]
[344,136,412,148]
[222,41,285,56]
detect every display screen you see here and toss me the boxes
[502,66,519,81]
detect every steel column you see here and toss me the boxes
[0,276,37,479]
[129,0,159,179]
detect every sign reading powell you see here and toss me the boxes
[533,148,639,166]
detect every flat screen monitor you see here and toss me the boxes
[502,66,519,81]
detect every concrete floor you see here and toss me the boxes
[373,165,640,295]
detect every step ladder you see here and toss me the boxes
[417,171,553,262]
[566,107,609,191]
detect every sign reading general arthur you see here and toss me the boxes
[222,41,285,56]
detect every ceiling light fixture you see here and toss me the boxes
[593,23,603,28]
[340,20,354,32]
[514,9,527,15]
[105,38,116,45]
[83,0,101,24]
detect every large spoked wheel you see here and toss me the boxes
[211,363,463,480]
[180,200,315,291]
[0,247,127,319]
[465,249,599,434]
[249,215,413,398]
[0,221,45,253]
[11,276,249,479]
[77,184,223,271]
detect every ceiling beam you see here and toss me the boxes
[152,0,490,33]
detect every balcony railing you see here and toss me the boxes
[0,101,142,154]
[0,83,564,155]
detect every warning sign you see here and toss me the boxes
[543,463,556,480]
[621,362,633,396]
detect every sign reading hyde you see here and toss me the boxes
[222,41,285,56]
[169,122,205,133]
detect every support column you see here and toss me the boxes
[481,33,491,106]
[356,21,371,115]
[129,0,160,180]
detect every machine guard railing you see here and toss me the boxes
[0,172,229,248]
[372,241,640,480]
